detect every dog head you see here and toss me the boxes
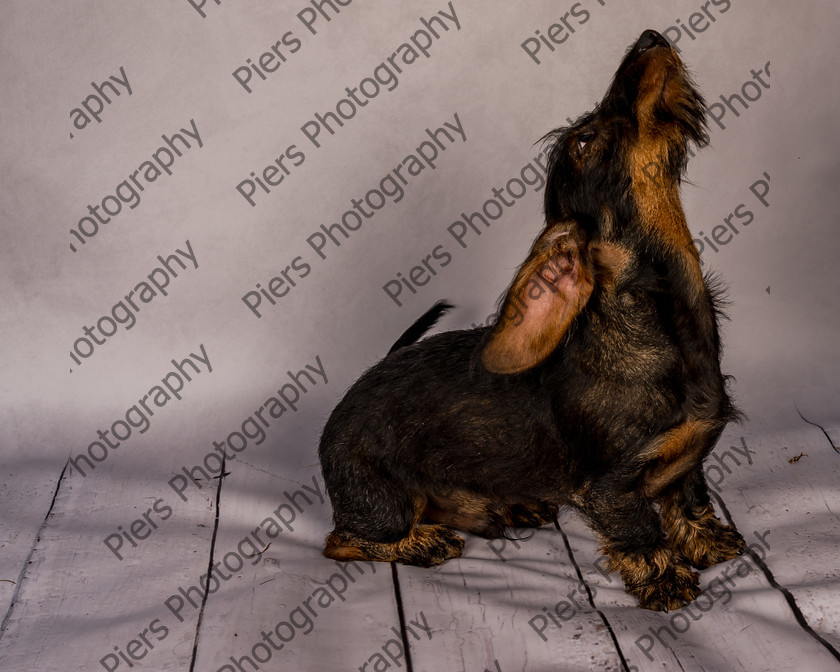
[482,30,708,375]
[543,29,706,246]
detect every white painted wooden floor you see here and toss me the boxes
[2,2,839,671]
[1,415,838,672]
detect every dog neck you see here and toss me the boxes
[627,169,707,303]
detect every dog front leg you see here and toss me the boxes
[658,468,745,569]
[584,489,700,611]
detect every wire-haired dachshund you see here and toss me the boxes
[319,29,745,611]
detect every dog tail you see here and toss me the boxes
[388,301,453,354]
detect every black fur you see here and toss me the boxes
[387,301,453,354]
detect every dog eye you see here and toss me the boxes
[577,132,596,152]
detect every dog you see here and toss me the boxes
[318,29,745,611]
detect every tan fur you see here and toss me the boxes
[482,224,594,374]
[642,419,719,498]
[602,542,700,611]
[660,497,746,569]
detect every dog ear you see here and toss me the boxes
[481,222,594,374]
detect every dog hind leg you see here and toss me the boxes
[508,500,558,528]
[422,490,509,538]
[321,461,465,567]
[422,491,556,538]
[324,524,464,568]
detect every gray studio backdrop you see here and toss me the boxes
[1,1,838,670]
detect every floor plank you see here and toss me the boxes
[0,462,218,672]
[0,459,66,625]
[554,439,840,672]
[190,438,403,672]
[712,425,840,652]
[395,526,625,671]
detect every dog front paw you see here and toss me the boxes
[664,506,746,569]
[606,546,701,611]
[631,561,701,611]
[685,519,746,569]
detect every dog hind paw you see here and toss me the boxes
[322,525,464,568]
[400,525,465,567]
[508,501,558,528]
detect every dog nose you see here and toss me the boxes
[636,29,669,51]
